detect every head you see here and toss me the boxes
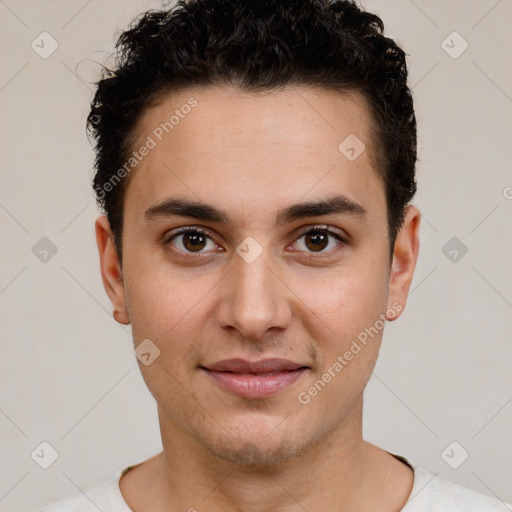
[92,0,420,467]
[89,0,417,264]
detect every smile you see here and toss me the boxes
[201,358,309,399]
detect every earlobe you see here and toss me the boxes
[95,215,130,325]
[386,205,421,321]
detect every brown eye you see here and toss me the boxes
[304,231,329,252]
[166,228,218,254]
[291,227,346,254]
[182,232,207,252]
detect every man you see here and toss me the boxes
[40,0,510,510]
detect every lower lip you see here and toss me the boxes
[203,368,308,399]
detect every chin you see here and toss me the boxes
[192,416,324,470]
[206,437,305,470]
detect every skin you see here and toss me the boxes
[96,85,420,512]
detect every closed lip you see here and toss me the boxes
[202,358,309,373]
[201,357,310,399]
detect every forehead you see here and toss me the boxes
[123,85,385,225]
[135,85,375,155]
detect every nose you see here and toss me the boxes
[216,244,292,341]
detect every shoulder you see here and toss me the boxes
[401,466,511,512]
[37,466,133,512]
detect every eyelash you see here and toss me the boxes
[164,225,347,258]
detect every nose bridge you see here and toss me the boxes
[217,241,291,338]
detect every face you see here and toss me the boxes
[96,85,419,467]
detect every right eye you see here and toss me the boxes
[164,227,222,255]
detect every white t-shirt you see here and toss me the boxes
[38,455,511,511]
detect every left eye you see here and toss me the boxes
[291,227,345,253]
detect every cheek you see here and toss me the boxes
[293,260,389,333]
[298,275,385,411]
[123,250,207,331]
[287,256,389,390]
[124,269,207,400]
[122,256,224,379]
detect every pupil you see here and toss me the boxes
[306,232,328,251]
[185,233,206,251]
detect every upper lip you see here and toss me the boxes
[203,358,308,373]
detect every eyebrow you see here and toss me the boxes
[144,194,367,227]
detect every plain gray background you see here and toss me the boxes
[0,0,511,510]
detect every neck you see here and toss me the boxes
[127,400,411,512]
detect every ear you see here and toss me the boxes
[95,215,130,325]
[386,205,421,321]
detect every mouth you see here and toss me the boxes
[201,358,310,399]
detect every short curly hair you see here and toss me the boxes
[87,0,417,264]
